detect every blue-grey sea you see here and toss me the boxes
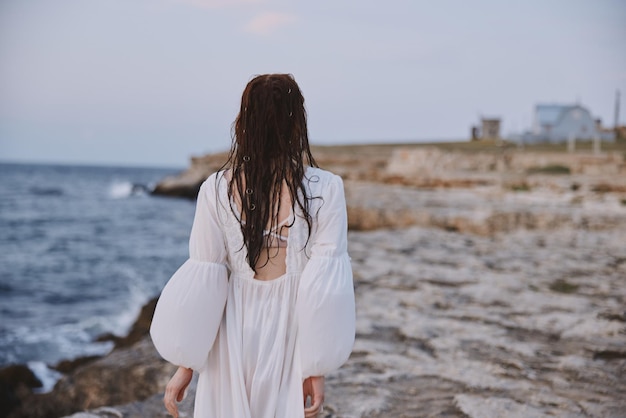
[0,162,195,390]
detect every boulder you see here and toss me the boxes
[0,364,42,417]
[6,297,172,418]
[94,298,157,349]
[8,338,175,418]
[152,153,228,199]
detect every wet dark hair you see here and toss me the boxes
[223,73,318,271]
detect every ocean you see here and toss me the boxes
[0,162,195,390]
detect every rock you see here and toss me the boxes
[53,356,104,375]
[386,147,626,178]
[94,298,157,349]
[62,375,198,418]
[7,297,168,418]
[0,364,42,417]
[151,146,626,238]
[454,394,549,418]
[592,183,626,193]
[344,180,626,234]
[330,226,626,417]
[152,153,228,199]
[150,145,392,198]
[60,225,626,417]
[9,338,175,418]
[17,143,626,417]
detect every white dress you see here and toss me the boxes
[150,167,356,418]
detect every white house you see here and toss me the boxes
[520,104,615,143]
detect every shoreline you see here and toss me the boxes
[0,297,161,418]
[3,143,626,417]
[8,224,624,418]
[1,297,159,394]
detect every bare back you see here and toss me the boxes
[225,170,292,281]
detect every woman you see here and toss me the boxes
[150,74,355,418]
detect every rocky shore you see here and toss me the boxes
[4,143,626,417]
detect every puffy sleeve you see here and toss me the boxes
[297,174,356,378]
[150,174,228,371]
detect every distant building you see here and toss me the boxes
[519,104,615,143]
[481,118,501,139]
[470,117,501,141]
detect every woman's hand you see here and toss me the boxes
[303,375,325,417]
[164,366,193,418]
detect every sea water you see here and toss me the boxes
[0,162,195,390]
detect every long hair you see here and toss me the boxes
[223,73,318,271]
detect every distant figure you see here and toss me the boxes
[150,74,356,418]
[471,125,479,141]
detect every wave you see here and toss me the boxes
[2,322,114,363]
[106,267,155,336]
[18,285,153,391]
[29,187,64,197]
[27,361,63,393]
[108,181,151,199]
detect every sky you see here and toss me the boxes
[0,0,625,168]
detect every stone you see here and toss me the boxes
[63,225,626,417]
[7,296,169,418]
[0,364,42,417]
[94,298,157,349]
[152,153,228,199]
[9,338,176,418]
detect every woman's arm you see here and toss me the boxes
[164,366,193,418]
[303,376,325,418]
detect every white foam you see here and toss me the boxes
[6,322,115,366]
[27,361,63,393]
[115,265,157,325]
[70,271,153,340]
[108,181,134,199]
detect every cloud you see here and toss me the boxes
[176,0,262,9]
[244,12,296,35]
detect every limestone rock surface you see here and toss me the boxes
[18,144,626,417]
[61,225,625,418]
[8,337,175,418]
